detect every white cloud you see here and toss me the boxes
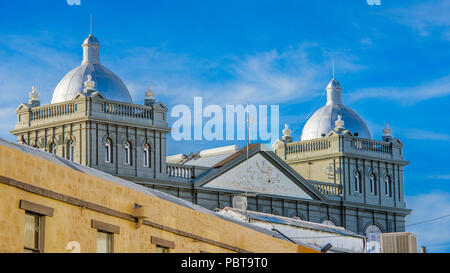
[115,44,366,106]
[389,0,450,40]
[399,128,450,141]
[346,75,450,105]
[66,0,81,6]
[406,192,450,253]
[0,34,79,139]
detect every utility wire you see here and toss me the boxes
[407,214,450,227]
[290,88,327,136]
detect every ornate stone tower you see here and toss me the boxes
[10,34,170,180]
[274,78,410,234]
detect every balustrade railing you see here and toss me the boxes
[31,102,77,121]
[102,102,152,119]
[350,139,392,154]
[167,163,195,179]
[286,139,331,155]
[310,181,343,197]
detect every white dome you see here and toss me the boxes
[51,34,132,104]
[300,78,372,141]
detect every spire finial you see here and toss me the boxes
[332,59,335,79]
[90,14,93,34]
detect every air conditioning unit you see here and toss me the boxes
[232,195,248,210]
[380,232,417,253]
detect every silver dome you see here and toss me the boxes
[300,78,372,141]
[51,34,132,104]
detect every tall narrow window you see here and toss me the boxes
[124,141,131,165]
[97,231,113,253]
[143,144,150,168]
[369,173,376,195]
[354,171,361,193]
[67,140,74,161]
[49,143,56,154]
[105,139,112,163]
[385,176,392,197]
[24,213,42,253]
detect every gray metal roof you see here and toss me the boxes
[184,153,234,167]
[223,207,364,239]
[0,137,292,243]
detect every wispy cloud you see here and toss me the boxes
[115,44,366,106]
[406,192,450,253]
[346,75,450,105]
[389,0,450,40]
[365,120,450,142]
[66,0,81,6]
[428,174,450,180]
[0,34,79,139]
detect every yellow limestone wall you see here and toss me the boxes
[0,143,304,253]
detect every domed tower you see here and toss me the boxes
[301,78,372,140]
[51,34,133,104]
[11,33,170,181]
[274,77,410,235]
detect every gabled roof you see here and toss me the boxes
[193,143,327,201]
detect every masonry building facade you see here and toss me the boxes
[10,33,411,247]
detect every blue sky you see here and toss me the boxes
[0,0,449,252]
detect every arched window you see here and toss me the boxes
[365,225,382,253]
[105,139,112,163]
[49,143,57,154]
[124,141,131,165]
[385,175,392,197]
[67,140,74,161]
[354,171,361,193]
[143,143,151,168]
[322,220,336,226]
[369,173,376,195]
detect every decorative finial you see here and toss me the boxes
[282,124,291,137]
[28,86,40,106]
[90,14,93,34]
[145,85,154,99]
[382,123,393,141]
[335,115,345,129]
[281,124,292,143]
[383,123,392,136]
[29,86,39,100]
[83,74,96,92]
[144,84,155,106]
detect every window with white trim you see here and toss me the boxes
[143,144,150,168]
[105,139,112,163]
[385,175,392,197]
[369,173,376,195]
[124,141,131,165]
[354,171,361,193]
